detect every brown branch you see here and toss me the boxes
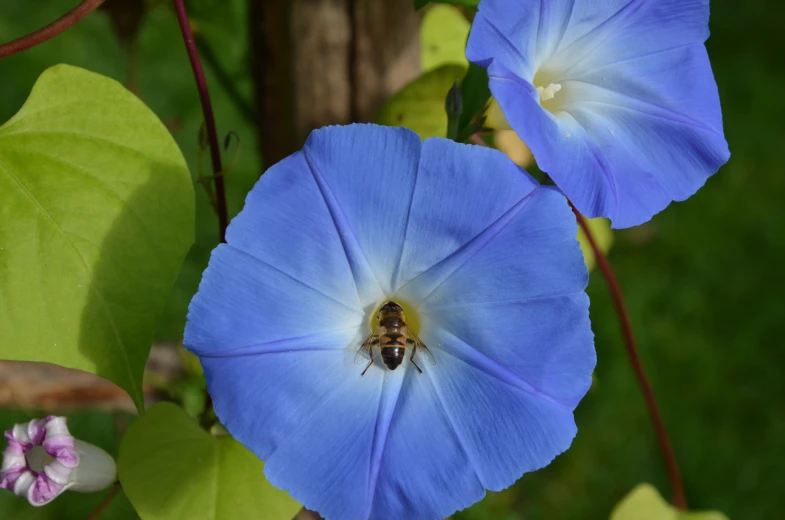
[0,0,106,58]
[172,0,229,242]
[87,483,121,520]
[571,205,687,510]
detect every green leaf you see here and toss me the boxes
[376,65,467,140]
[611,484,730,520]
[118,402,300,520]
[421,5,471,71]
[0,65,195,411]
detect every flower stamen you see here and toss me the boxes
[537,83,562,102]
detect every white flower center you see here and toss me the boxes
[537,83,562,102]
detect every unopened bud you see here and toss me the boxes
[445,79,463,141]
[0,416,117,506]
[445,79,463,118]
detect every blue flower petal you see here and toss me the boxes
[467,0,730,227]
[393,138,540,290]
[202,350,356,461]
[369,368,485,520]
[185,125,595,520]
[184,246,364,357]
[262,353,386,520]
[223,152,364,310]
[398,186,594,408]
[424,347,578,491]
[303,124,423,297]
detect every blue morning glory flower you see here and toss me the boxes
[466,0,731,228]
[184,124,595,520]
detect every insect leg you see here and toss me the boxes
[409,344,423,374]
[361,355,374,376]
[361,338,379,376]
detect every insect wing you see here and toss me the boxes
[354,327,382,365]
[408,329,436,366]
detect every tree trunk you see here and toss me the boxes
[291,0,353,135]
[251,0,421,168]
[250,0,297,170]
[352,0,421,122]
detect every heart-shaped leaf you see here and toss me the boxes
[0,65,195,411]
[118,402,300,520]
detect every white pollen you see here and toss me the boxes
[537,83,562,102]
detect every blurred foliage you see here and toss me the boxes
[610,484,729,520]
[416,3,490,139]
[577,217,614,273]
[376,65,466,139]
[0,0,783,519]
[421,4,470,71]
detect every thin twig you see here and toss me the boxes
[0,0,105,58]
[172,0,229,242]
[571,205,687,510]
[87,483,122,520]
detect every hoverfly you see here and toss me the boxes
[355,301,434,376]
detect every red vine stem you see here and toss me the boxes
[86,483,122,520]
[571,205,687,510]
[172,0,229,242]
[0,0,105,58]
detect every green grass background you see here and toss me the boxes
[1,0,783,518]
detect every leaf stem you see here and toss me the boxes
[172,0,229,242]
[0,0,105,58]
[571,205,687,510]
[87,483,122,520]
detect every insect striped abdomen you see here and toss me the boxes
[380,331,405,370]
[381,346,404,370]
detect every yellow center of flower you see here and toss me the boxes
[533,69,563,113]
[537,83,562,102]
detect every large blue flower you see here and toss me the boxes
[466,0,731,228]
[184,124,595,520]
